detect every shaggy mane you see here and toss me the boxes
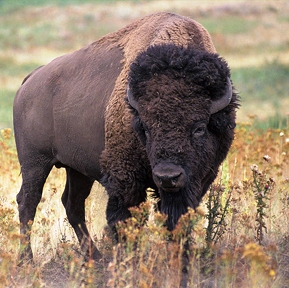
[128,44,231,102]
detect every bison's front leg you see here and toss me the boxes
[106,196,131,230]
[101,125,151,238]
[103,174,148,238]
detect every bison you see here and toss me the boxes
[13,12,238,262]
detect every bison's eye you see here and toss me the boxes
[192,123,207,137]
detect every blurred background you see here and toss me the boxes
[1,0,289,130]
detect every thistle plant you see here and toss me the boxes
[250,164,275,245]
[205,162,232,247]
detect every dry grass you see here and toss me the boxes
[2,122,289,287]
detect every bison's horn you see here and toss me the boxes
[210,77,232,114]
[127,86,139,111]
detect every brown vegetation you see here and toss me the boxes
[2,121,289,286]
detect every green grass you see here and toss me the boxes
[0,0,123,14]
[0,56,40,77]
[231,59,289,101]
[0,56,40,129]
[252,113,289,130]
[0,6,119,51]
[0,90,15,129]
[230,59,289,123]
[0,11,58,50]
[199,16,257,35]
[0,0,153,16]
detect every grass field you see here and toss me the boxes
[1,0,289,287]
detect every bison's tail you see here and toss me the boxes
[21,65,44,85]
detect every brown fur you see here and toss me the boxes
[104,12,216,155]
[101,11,217,199]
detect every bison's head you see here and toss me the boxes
[127,44,238,230]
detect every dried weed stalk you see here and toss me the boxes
[251,164,275,245]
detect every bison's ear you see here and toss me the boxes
[127,86,139,111]
[210,78,232,114]
[208,89,238,134]
[208,110,236,135]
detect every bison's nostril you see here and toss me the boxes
[156,176,163,185]
[156,173,181,187]
[152,164,186,191]
[171,176,180,186]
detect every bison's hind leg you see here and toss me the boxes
[17,158,53,264]
[62,167,102,261]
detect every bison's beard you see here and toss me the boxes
[159,184,199,231]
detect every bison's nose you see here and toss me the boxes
[152,163,186,192]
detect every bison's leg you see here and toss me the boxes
[62,167,101,261]
[106,196,132,231]
[17,160,53,264]
[105,179,147,238]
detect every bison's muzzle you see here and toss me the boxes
[152,163,186,193]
